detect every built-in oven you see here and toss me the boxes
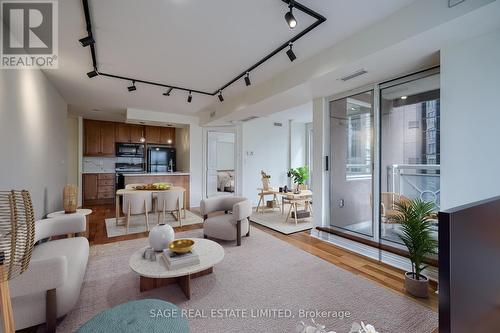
[116,143,145,157]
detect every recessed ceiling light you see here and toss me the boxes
[401,96,408,100]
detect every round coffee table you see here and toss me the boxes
[129,238,224,299]
[46,209,92,238]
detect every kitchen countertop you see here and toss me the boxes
[124,172,190,177]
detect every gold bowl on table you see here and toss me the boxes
[168,239,195,254]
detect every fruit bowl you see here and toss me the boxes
[168,239,195,254]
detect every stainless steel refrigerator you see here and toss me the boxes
[147,146,176,173]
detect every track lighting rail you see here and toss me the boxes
[80,0,326,100]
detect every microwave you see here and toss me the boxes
[116,143,145,157]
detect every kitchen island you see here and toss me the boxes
[123,172,190,208]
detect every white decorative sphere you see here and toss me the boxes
[148,224,175,251]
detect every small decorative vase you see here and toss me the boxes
[148,224,175,252]
[262,177,270,191]
[63,184,77,214]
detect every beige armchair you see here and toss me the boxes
[200,196,252,246]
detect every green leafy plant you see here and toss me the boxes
[393,199,437,280]
[288,166,309,185]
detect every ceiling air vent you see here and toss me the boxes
[274,122,283,127]
[340,69,367,82]
[240,116,259,122]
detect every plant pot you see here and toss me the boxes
[298,184,308,191]
[404,272,429,298]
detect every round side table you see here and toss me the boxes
[46,209,92,238]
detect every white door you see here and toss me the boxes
[206,131,219,197]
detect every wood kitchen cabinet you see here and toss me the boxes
[115,123,145,143]
[115,123,131,143]
[83,174,98,201]
[129,125,144,143]
[84,120,116,156]
[160,127,175,145]
[83,173,115,205]
[145,126,161,144]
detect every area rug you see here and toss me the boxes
[105,210,203,237]
[250,209,313,234]
[57,227,437,333]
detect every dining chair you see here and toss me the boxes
[155,188,185,226]
[122,192,152,234]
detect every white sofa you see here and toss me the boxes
[201,196,252,246]
[8,214,89,332]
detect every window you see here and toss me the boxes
[346,110,372,179]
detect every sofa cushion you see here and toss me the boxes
[204,214,249,241]
[11,237,89,330]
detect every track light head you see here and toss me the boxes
[79,35,95,47]
[244,72,251,86]
[187,91,192,103]
[285,5,297,29]
[127,81,137,92]
[218,90,224,102]
[286,43,296,62]
[86,70,98,78]
[163,88,173,96]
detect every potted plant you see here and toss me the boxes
[393,198,437,298]
[287,166,309,191]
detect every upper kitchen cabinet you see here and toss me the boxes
[115,123,131,143]
[115,123,145,143]
[160,127,175,145]
[129,125,145,143]
[84,120,116,156]
[145,126,161,144]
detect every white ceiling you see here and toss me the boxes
[46,0,415,120]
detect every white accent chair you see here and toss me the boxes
[155,188,185,225]
[8,214,89,332]
[122,192,152,234]
[200,196,252,246]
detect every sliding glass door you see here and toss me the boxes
[380,71,440,246]
[329,90,374,237]
[328,68,440,253]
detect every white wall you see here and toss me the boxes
[67,117,79,186]
[0,69,68,219]
[242,118,290,205]
[440,28,500,210]
[290,122,306,169]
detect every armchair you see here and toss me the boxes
[200,196,252,246]
[8,214,89,332]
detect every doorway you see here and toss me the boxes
[204,128,239,198]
